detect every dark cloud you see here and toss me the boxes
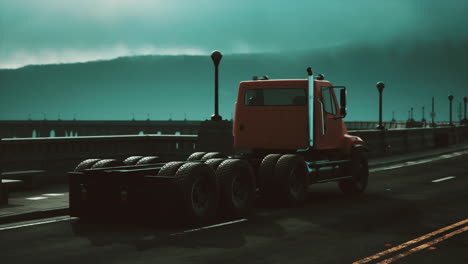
[1,0,467,68]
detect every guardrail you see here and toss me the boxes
[1,126,467,185]
[0,134,198,184]
[350,126,468,157]
[0,120,461,138]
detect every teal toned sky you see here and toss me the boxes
[0,0,467,122]
[1,0,467,68]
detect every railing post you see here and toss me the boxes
[376,82,385,130]
[430,97,436,127]
[448,95,454,126]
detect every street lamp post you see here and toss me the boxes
[448,95,454,126]
[431,97,436,127]
[376,82,385,129]
[211,51,223,121]
[458,103,462,121]
[464,96,467,121]
[421,106,426,123]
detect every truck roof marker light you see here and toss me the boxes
[316,74,325,80]
[252,75,268,80]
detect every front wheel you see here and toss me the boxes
[339,149,369,195]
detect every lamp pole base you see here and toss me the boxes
[211,114,222,121]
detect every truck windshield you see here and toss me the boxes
[244,88,306,106]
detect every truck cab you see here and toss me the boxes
[233,73,356,156]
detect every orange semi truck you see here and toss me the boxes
[69,67,368,225]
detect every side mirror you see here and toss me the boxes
[340,88,347,118]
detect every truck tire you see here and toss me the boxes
[123,156,144,165]
[91,159,123,169]
[74,159,101,172]
[173,162,218,226]
[339,149,368,195]
[136,156,161,165]
[201,152,227,161]
[158,161,186,177]
[187,152,207,161]
[216,159,256,218]
[258,154,282,195]
[274,154,308,206]
[204,158,227,201]
[204,158,226,172]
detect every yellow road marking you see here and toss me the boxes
[376,225,468,264]
[353,219,468,264]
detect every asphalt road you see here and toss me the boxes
[1,152,467,264]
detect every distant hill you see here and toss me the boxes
[1,38,467,122]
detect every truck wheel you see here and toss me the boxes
[174,162,218,226]
[275,154,308,206]
[136,156,161,165]
[258,154,282,195]
[339,149,368,195]
[91,159,123,169]
[204,158,226,172]
[187,152,207,161]
[74,159,101,172]
[158,161,186,176]
[123,156,144,165]
[201,152,227,161]
[216,159,256,218]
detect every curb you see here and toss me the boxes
[0,207,69,225]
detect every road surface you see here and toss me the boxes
[1,152,467,264]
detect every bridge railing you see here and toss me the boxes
[0,120,462,138]
[0,134,197,184]
[1,126,467,185]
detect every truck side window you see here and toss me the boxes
[244,88,306,106]
[321,86,337,115]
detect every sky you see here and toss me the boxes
[1,0,468,69]
[0,0,467,123]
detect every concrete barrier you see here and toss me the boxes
[0,135,197,184]
[1,125,467,185]
[350,126,468,158]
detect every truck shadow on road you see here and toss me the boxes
[69,186,425,252]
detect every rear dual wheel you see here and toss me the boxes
[123,156,161,165]
[123,156,144,166]
[187,152,227,161]
[173,162,218,226]
[215,159,256,218]
[74,159,101,172]
[259,154,308,207]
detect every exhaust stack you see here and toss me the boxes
[307,67,314,147]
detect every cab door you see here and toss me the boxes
[314,83,344,150]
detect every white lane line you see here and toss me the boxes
[432,176,456,183]
[371,149,468,173]
[0,217,75,231]
[42,193,65,197]
[171,218,248,236]
[26,197,48,200]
